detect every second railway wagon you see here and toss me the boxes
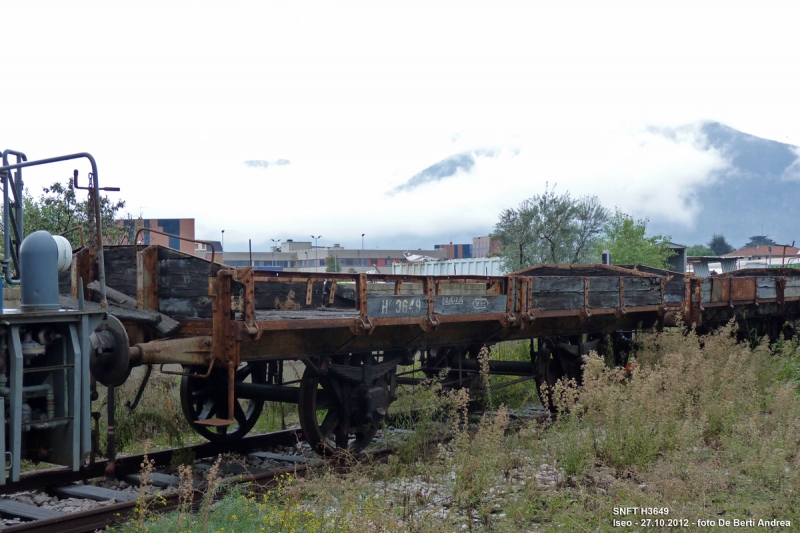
[65,243,800,454]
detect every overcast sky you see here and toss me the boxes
[2,1,798,251]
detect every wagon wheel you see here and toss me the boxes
[299,358,393,455]
[180,361,266,443]
[535,335,602,412]
[533,345,564,413]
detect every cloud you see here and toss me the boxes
[244,159,291,169]
[387,148,501,196]
[781,147,800,182]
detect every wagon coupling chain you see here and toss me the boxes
[350,317,374,335]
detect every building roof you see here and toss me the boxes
[724,245,799,257]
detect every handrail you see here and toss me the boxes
[0,152,113,308]
[60,226,86,248]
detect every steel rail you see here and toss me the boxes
[0,428,301,496]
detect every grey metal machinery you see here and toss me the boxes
[0,150,124,484]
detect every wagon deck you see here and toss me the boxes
[62,245,800,349]
[61,246,684,356]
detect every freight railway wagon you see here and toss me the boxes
[62,243,800,455]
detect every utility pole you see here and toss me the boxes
[311,235,321,272]
[271,238,282,269]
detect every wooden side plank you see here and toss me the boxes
[701,279,712,303]
[785,278,800,299]
[530,277,584,310]
[622,277,662,306]
[102,246,138,298]
[756,277,777,299]
[367,295,428,317]
[433,294,507,315]
[587,277,620,309]
[157,246,215,318]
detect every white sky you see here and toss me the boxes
[2,1,798,251]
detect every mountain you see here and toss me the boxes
[652,122,800,249]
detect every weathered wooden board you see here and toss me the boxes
[618,265,685,303]
[86,280,181,336]
[433,294,507,315]
[157,247,217,318]
[664,278,686,303]
[59,295,162,325]
[530,277,583,310]
[701,279,712,303]
[622,277,662,307]
[102,246,138,298]
[58,270,71,295]
[786,278,800,299]
[756,277,777,299]
[367,295,429,317]
[587,277,620,309]
[87,280,137,307]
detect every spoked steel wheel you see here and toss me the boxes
[298,357,395,455]
[180,361,266,443]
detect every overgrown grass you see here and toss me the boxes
[487,340,539,408]
[118,326,800,531]
[110,371,192,453]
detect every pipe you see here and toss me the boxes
[105,385,116,477]
[1,150,26,285]
[128,337,212,366]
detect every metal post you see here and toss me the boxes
[271,239,281,269]
[361,233,365,270]
[221,230,225,264]
[311,235,321,272]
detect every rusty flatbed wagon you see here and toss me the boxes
[63,243,800,454]
[6,149,797,487]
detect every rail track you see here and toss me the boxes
[0,428,320,532]
[0,401,551,533]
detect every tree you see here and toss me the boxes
[686,244,714,256]
[707,234,735,255]
[21,178,127,249]
[595,211,674,269]
[325,255,342,272]
[745,235,775,248]
[491,187,609,272]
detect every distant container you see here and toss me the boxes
[391,257,503,276]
